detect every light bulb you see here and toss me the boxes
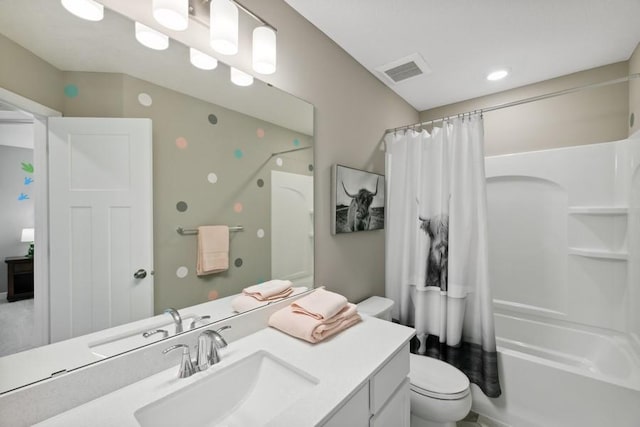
[135,22,169,50]
[152,0,188,31]
[230,67,253,86]
[190,48,218,70]
[487,69,509,81]
[252,26,276,74]
[61,0,104,21]
[210,0,238,55]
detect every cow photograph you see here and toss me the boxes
[332,165,385,234]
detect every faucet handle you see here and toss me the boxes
[142,329,168,339]
[195,326,231,371]
[163,344,196,378]
[189,315,212,330]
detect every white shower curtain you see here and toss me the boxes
[385,114,501,397]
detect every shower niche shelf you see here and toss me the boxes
[568,248,628,261]
[568,206,628,215]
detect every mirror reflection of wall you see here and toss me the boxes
[0,0,314,393]
[0,109,36,357]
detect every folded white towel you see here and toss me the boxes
[196,226,229,276]
[291,288,348,320]
[243,279,293,301]
[268,303,361,344]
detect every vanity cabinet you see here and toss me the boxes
[321,343,410,427]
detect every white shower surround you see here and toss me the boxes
[476,137,640,426]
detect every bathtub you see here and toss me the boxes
[471,313,640,427]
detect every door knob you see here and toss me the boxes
[134,269,147,279]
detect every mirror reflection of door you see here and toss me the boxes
[48,117,154,342]
[0,102,36,357]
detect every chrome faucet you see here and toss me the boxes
[164,308,183,334]
[162,344,196,378]
[195,326,231,372]
[163,326,231,378]
[189,315,211,330]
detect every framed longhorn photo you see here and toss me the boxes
[331,164,385,234]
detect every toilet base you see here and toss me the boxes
[410,414,456,427]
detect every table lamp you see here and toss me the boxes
[21,228,34,258]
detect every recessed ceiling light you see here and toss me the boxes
[487,69,509,81]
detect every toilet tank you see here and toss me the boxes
[357,296,394,321]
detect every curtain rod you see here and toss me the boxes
[385,73,640,135]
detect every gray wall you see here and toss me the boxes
[0,145,34,293]
[419,62,630,156]
[630,42,640,137]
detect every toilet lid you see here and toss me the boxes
[409,354,470,400]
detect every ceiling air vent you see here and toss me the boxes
[376,53,431,85]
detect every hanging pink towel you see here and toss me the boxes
[268,303,361,344]
[196,225,229,276]
[243,279,293,301]
[290,288,348,320]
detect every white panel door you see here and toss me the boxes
[48,117,153,343]
[271,171,313,287]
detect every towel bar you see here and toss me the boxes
[177,226,243,235]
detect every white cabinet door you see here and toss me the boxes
[48,117,153,342]
[322,383,370,427]
[370,377,410,427]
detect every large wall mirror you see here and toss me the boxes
[0,0,314,393]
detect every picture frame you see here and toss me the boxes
[331,164,385,234]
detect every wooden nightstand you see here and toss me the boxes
[5,256,34,302]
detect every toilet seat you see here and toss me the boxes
[409,354,470,401]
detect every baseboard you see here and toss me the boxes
[0,292,6,300]
[477,414,512,427]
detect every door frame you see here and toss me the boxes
[0,88,61,347]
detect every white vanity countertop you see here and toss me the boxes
[34,315,415,427]
[0,294,241,393]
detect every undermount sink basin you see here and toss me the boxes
[134,350,318,427]
[88,316,197,358]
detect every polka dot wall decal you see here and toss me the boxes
[293,138,300,146]
[234,258,243,268]
[176,266,188,278]
[208,290,219,301]
[234,202,243,213]
[208,114,218,125]
[64,84,79,98]
[175,137,188,149]
[138,93,153,107]
[207,173,218,184]
[276,157,283,167]
[257,179,264,188]
[256,128,265,138]
[257,229,265,238]
[176,201,188,212]
[234,149,244,159]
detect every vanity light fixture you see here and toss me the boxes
[230,67,254,86]
[252,26,276,75]
[190,48,218,70]
[210,0,239,56]
[152,0,189,31]
[60,0,104,21]
[487,69,510,81]
[135,22,170,50]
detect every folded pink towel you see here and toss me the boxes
[243,279,293,301]
[231,287,309,313]
[231,294,269,313]
[291,288,348,320]
[196,226,229,276]
[268,303,361,343]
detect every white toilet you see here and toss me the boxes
[357,296,472,427]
